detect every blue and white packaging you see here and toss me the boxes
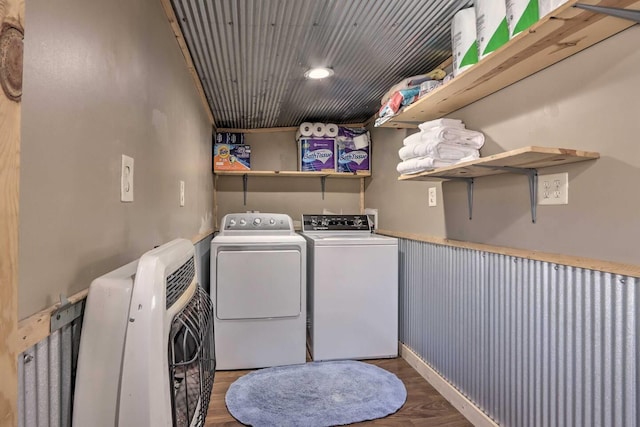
[298,138,336,172]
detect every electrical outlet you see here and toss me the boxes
[538,172,568,205]
[180,180,185,207]
[121,155,134,202]
[428,187,437,207]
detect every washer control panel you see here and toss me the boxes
[222,213,293,231]
[302,214,371,232]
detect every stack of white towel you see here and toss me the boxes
[396,118,485,175]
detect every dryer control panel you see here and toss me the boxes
[301,214,371,232]
[221,213,294,231]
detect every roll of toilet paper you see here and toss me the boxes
[299,122,314,137]
[506,0,539,38]
[451,7,479,77]
[475,0,510,60]
[325,123,339,137]
[312,122,326,138]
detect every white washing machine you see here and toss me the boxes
[301,214,398,361]
[211,213,306,370]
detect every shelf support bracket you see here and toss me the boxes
[320,176,326,200]
[442,177,474,220]
[476,165,538,223]
[574,4,640,23]
[242,173,248,205]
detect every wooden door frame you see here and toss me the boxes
[1,0,24,426]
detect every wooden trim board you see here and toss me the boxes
[214,170,371,178]
[1,0,23,425]
[159,0,215,126]
[379,229,640,277]
[216,122,367,134]
[400,344,499,427]
[16,230,215,355]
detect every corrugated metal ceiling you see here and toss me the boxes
[170,0,473,129]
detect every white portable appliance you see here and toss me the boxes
[73,238,215,427]
[211,213,306,370]
[301,214,398,361]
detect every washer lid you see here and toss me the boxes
[302,233,397,246]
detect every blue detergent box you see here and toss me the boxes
[298,138,336,172]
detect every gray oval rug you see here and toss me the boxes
[225,360,407,427]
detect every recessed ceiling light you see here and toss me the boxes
[304,67,334,79]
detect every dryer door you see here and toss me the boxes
[215,249,301,320]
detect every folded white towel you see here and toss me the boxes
[404,126,484,148]
[396,157,457,174]
[402,132,423,146]
[398,141,480,161]
[418,118,465,131]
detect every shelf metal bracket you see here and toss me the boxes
[320,176,326,200]
[476,165,538,223]
[242,173,248,205]
[50,294,84,333]
[442,177,474,220]
[574,4,640,23]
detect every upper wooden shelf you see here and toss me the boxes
[398,146,600,181]
[214,170,370,178]
[377,0,639,128]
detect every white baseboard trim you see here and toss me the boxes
[400,343,498,427]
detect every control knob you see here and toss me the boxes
[239,218,247,226]
[229,219,236,227]
[253,218,262,226]
[269,218,276,225]
[354,217,363,227]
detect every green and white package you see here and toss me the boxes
[451,7,479,76]
[506,0,539,38]
[475,0,510,60]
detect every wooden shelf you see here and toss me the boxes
[214,170,370,178]
[399,146,599,181]
[399,146,599,223]
[377,0,639,128]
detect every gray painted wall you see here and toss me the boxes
[18,0,214,318]
[365,127,447,236]
[215,131,361,227]
[367,26,640,266]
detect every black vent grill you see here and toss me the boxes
[166,257,195,309]
[168,285,215,427]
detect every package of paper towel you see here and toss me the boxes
[396,118,484,175]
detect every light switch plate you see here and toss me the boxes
[428,187,437,207]
[121,155,134,202]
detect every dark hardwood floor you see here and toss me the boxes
[205,357,472,427]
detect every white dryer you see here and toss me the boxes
[211,213,306,370]
[301,214,398,362]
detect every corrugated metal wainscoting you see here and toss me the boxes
[398,238,639,427]
[18,317,83,427]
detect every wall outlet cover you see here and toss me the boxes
[538,172,568,205]
[428,187,437,207]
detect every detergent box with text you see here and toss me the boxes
[213,143,251,171]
